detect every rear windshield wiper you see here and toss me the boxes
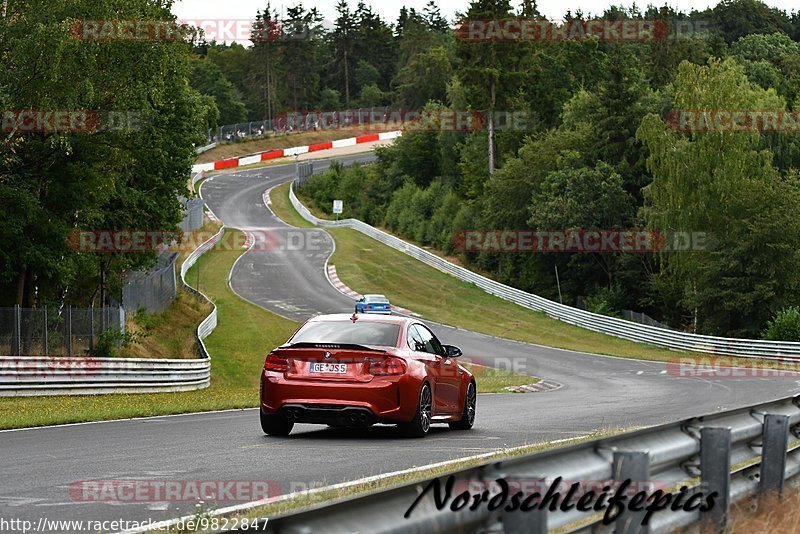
[283,342,388,353]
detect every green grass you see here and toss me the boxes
[463,363,539,392]
[118,291,212,360]
[269,181,716,363]
[328,227,695,361]
[0,230,299,430]
[269,182,315,228]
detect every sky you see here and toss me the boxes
[173,0,797,29]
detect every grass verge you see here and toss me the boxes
[118,292,212,360]
[728,489,800,532]
[269,180,722,364]
[267,182,314,229]
[463,363,540,392]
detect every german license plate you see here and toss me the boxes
[310,363,347,374]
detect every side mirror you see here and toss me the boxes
[443,345,463,358]
[357,298,365,303]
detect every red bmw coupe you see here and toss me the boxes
[260,314,476,438]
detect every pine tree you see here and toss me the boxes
[329,0,356,105]
[455,0,523,176]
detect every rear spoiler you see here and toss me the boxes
[281,343,388,353]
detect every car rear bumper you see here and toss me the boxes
[261,372,417,423]
[280,404,376,427]
[358,310,393,315]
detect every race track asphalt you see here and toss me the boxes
[2,153,798,532]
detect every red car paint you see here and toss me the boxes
[260,314,475,431]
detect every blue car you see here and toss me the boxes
[355,294,393,315]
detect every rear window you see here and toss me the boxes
[366,296,390,304]
[291,321,400,347]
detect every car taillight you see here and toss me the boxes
[366,305,372,310]
[369,357,406,376]
[264,352,289,372]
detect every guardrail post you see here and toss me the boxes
[12,304,21,356]
[761,414,790,495]
[701,427,731,532]
[502,492,546,534]
[89,305,95,354]
[613,451,650,534]
[43,307,48,356]
[66,306,73,356]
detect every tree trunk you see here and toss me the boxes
[99,260,105,308]
[15,268,26,306]
[344,48,350,106]
[265,44,273,124]
[26,269,35,308]
[488,79,496,177]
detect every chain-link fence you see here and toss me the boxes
[179,196,205,233]
[121,252,178,315]
[0,306,124,357]
[296,161,315,188]
[621,309,676,331]
[575,297,675,331]
[207,107,392,144]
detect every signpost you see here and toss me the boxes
[333,200,343,222]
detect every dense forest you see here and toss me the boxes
[0,0,211,311]
[201,0,798,339]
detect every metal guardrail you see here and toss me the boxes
[197,142,217,155]
[0,356,210,397]
[180,227,225,360]
[242,395,800,533]
[289,182,800,360]
[0,224,223,397]
[191,170,208,193]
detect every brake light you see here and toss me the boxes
[264,352,289,372]
[366,305,372,310]
[369,357,406,376]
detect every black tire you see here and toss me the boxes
[260,410,293,436]
[449,382,476,430]
[399,383,432,438]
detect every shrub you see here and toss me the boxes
[585,286,626,318]
[763,307,800,342]
[93,328,141,358]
